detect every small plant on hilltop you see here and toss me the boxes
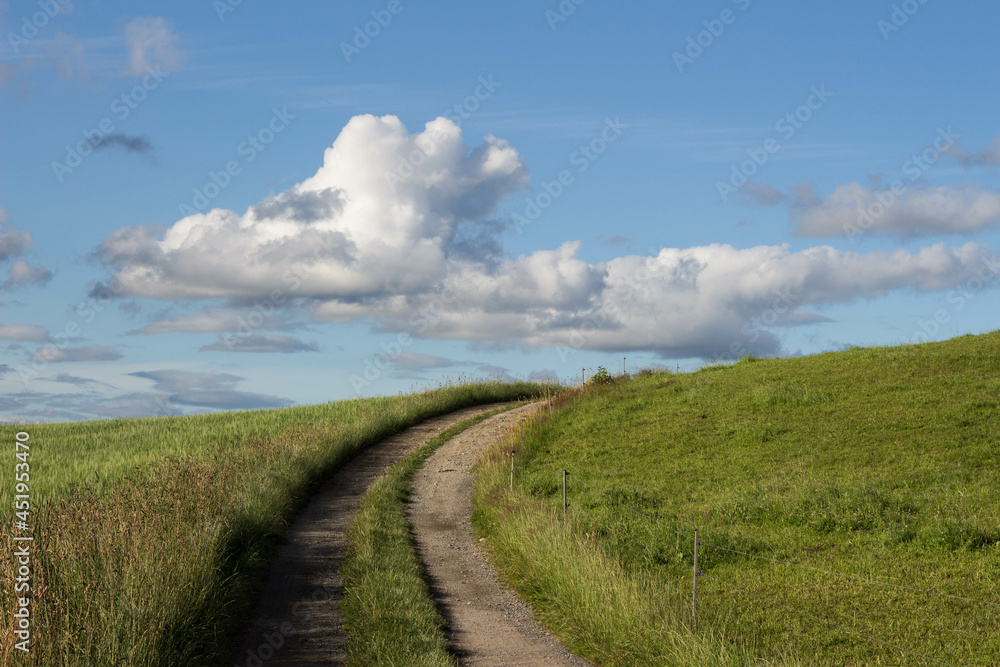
[590,366,613,386]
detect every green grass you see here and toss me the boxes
[474,333,1000,666]
[0,380,553,666]
[0,402,361,506]
[341,404,520,666]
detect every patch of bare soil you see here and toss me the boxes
[232,404,510,667]
[409,404,593,667]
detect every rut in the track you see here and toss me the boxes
[409,404,593,667]
[232,404,506,667]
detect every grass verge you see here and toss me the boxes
[0,381,552,666]
[474,333,1000,666]
[473,402,798,667]
[341,403,520,667]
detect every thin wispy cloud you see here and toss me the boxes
[199,334,319,353]
[30,345,122,363]
[0,323,52,342]
[131,369,292,410]
[950,136,1000,168]
[123,16,185,76]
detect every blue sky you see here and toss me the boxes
[2,0,999,421]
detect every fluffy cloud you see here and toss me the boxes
[98,115,1000,361]
[0,222,33,262]
[383,242,997,358]
[97,114,528,300]
[3,259,53,288]
[123,17,185,76]
[791,182,1000,237]
[0,218,52,289]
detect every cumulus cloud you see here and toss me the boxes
[199,333,319,353]
[363,241,998,359]
[0,220,52,289]
[97,114,529,300]
[131,369,292,410]
[30,345,122,363]
[123,17,185,76]
[95,114,1000,361]
[3,259,53,288]
[791,182,1000,237]
[0,323,52,342]
[0,223,33,262]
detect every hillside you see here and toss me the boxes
[475,333,1000,665]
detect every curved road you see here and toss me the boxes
[233,402,588,666]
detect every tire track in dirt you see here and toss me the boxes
[409,404,593,667]
[232,403,511,667]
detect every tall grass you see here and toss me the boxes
[0,380,551,666]
[474,333,1000,665]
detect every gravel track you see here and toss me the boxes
[409,404,593,667]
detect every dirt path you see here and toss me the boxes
[232,403,509,667]
[409,404,593,667]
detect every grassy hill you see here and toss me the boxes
[474,333,1000,665]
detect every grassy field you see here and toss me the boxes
[0,380,551,666]
[474,333,1000,666]
[341,404,519,666]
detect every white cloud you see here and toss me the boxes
[366,242,998,358]
[123,17,185,76]
[0,223,33,261]
[98,114,528,300]
[0,323,52,342]
[792,182,1000,237]
[99,115,1000,361]
[3,259,53,288]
